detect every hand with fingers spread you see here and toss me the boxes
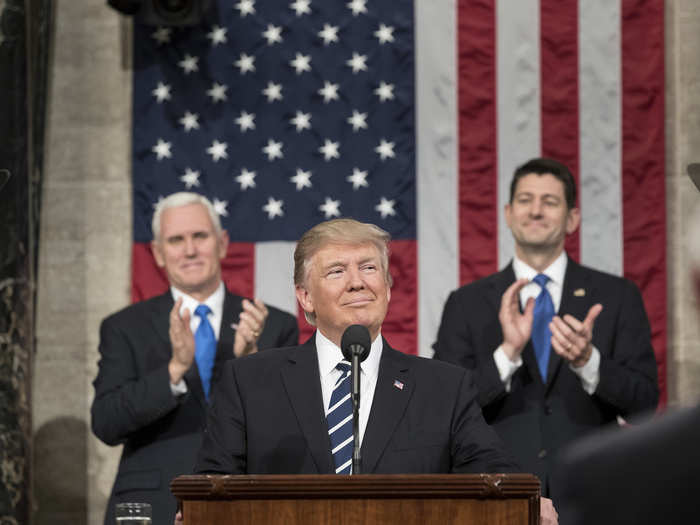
[549,303,603,367]
[499,278,537,361]
[168,297,196,384]
[233,298,269,358]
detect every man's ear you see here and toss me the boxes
[152,240,166,268]
[566,207,581,234]
[504,202,513,229]
[295,285,314,317]
[218,230,230,260]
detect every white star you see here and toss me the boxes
[262,82,283,102]
[290,111,312,132]
[152,139,172,160]
[347,167,369,189]
[290,168,312,190]
[375,139,396,160]
[318,81,339,103]
[234,53,256,74]
[347,110,368,131]
[207,82,228,103]
[319,197,341,218]
[375,197,396,218]
[235,111,256,132]
[206,140,228,162]
[374,81,395,102]
[263,197,284,219]
[213,198,229,217]
[207,25,228,46]
[179,111,199,131]
[319,139,340,161]
[178,54,199,74]
[180,168,200,189]
[152,82,171,103]
[318,24,339,45]
[374,23,395,44]
[151,27,171,45]
[346,52,368,74]
[290,53,312,74]
[290,0,311,16]
[234,0,256,16]
[262,139,284,161]
[235,168,257,190]
[347,0,367,16]
[262,24,283,45]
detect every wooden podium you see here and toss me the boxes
[171,474,540,524]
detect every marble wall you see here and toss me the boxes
[32,0,700,523]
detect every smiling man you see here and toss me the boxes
[433,158,659,495]
[91,192,299,525]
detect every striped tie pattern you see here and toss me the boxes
[326,362,353,474]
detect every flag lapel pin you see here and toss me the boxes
[574,288,586,297]
[393,379,404,390]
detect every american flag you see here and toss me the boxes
[130,0,666,403]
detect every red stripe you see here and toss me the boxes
[621,0,666,406]
[131,242,255,302]
[540,0,580,261]
[458,0,498,285]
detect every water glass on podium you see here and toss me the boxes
[115,502,152,524]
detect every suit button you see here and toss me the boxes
[538,449,547,459]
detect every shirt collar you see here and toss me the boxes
[171,281,225,317]
[512,251,568,287]
[316,329,383,381]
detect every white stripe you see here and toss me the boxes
[335,459,352,473]
[254,241,298,315]
[328,414,352,435]
[332,435,354,455]
[578,0,623,275]
[496,0,541,269]
[326,393,351,416]
[415,0,459,357]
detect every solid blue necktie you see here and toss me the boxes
[326,362,353,474]
[194,304,216,401]
[532,274,555,381]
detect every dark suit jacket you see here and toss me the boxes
[552,404,700,525]
[432,258,659,493]
[194,337,519,476]
[91,289,299,525]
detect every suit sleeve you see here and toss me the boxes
[433,290,508,409]
[450,369,520,473]
[90,317,180,446]
[594,280,659,414]
[194,361,247,474]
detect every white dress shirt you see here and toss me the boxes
[169,281,226,394]
[493,252,600,394]
[316,329,383,448]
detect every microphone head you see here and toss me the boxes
[341,324,371,362]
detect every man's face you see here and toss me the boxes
[151,203,228,300]
[295,242,391,346]
[505,173,580,253]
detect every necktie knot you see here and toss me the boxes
[195,304,211,319]
[533,273,549,288]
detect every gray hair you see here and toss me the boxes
[151,192,222,240]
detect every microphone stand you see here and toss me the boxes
[350,344,362,474]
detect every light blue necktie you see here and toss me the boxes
[326,362,353,474]
[532,274,555,381]
[194,304,216,401]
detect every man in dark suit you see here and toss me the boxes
[91,192,299,525]
[192,218,558,523]
[433,158,659,495]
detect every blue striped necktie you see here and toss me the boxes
[326,362,353,474]
[194,304,216,401]
[532,274,555,381]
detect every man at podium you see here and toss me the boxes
[190,218,557,524]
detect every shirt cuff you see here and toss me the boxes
[570,346,601,395]
[170,379,188,396]
[493,346,523,392]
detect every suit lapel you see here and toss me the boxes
[211,291,243,390]
[280,338,334,474]
[361,342,413,474]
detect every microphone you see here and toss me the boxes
[340,324,371,474]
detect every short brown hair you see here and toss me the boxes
[510,157,577,209]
